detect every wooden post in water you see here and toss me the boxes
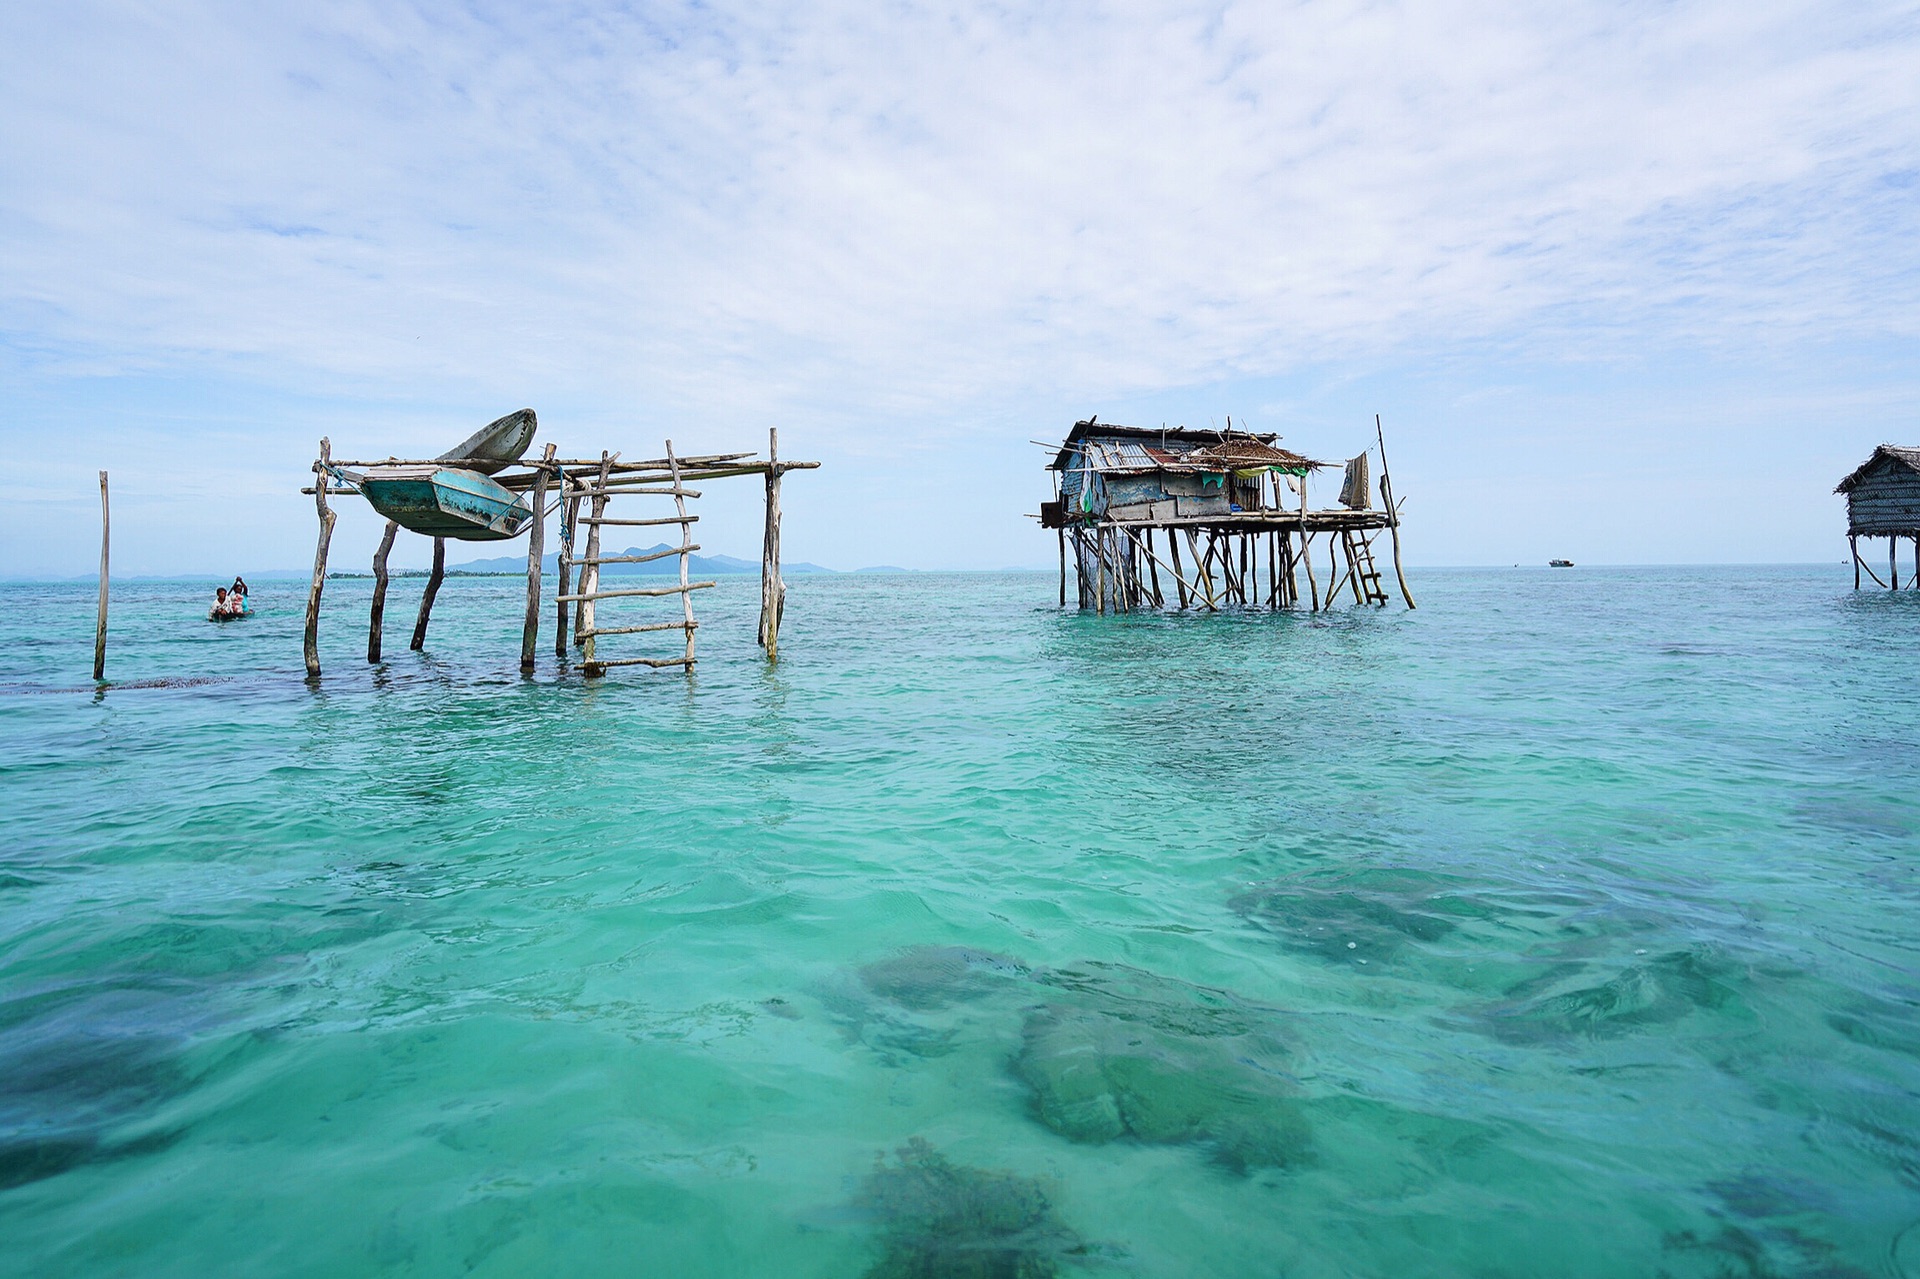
[579,452,612,670]
[521,443,554,671]
[1376,415,1416,609]
[666,439,698,668]
[1143,528,1162,606]
[303,439,337,676]
[759,428,785,658]
[367,520,397,662]
[411,537,444,651]
[1892,536,1900,591]
[93,471,110,680]
[556,484,579,656]
[1850,535,1860,589]
[1059,526,1075,606]
[1168,526,1188,608]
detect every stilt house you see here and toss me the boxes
[1837,444,1920,589]
[1040,418,1413,613]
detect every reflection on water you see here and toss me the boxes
[0,568,1917,1277]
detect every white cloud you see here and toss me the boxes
[0,1,1916,572]
[4,1,1915,426]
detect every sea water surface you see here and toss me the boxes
[2,567,1917,1277]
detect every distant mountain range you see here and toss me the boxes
[447,544,836,576]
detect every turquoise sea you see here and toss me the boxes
[2,566,1917,1277]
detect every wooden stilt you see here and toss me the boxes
[666,439,698,668]
[1376,415,1416,609]
[411,537,444,651]
[1143,529,1163,606]
[1892,536,1899,591]
[1268,530,1278,608]
[580,452,613,670]
[1058,527,1067,607]
[555,485,579,656]
[367,519,397,662]
[303,439,337,677]
[93,471,109,681]
[1168,526,1189,608]
[1187,530,1219,609]
[1301,532,1321,611]
[1851,535,1860,589]
[759,428,785,657]
[1098,522,1113,614]
[521,443,554,671]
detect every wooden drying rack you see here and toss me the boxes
[299,429,817,679]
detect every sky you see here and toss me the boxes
[2,0,1917,575]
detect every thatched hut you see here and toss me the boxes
[1038,418,1413,613]
[1836,445,1920,589]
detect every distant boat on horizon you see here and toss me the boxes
[1549,559,1574,568]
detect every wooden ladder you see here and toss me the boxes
[557,442,714,675]
[1342,530,1390,606]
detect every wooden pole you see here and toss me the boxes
[367,519,397,662]
[1095,526,1107,614]
[1186,529,1219,609]
[580,453,612,669]
[759,428,785,657]
[1301,532,1321,611]
[667,439,698,668]
[1850,535,1860,590]
[1376,415,1416,609]
[1057,527,1067,606]
[1168,526,1189,608]
[304,438,337,677]
[556,485,579,656]
[93,470,109,681]
[521,443,554,671]
[1892,536,1899,591]
[1143,528,1162,607]
[1268,530,1278,608]
[411,537,444,651]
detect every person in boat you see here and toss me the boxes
[211,587,241,619]
[230,576,249,612]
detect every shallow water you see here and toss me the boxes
[2,567,1917,1277]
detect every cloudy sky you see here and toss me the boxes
[3,0,1917,574]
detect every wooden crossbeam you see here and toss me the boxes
[583,656,694,670]
[578,515,697,527]
[565,544,697,567]
[576,621,698,638]
[556,581,716,602]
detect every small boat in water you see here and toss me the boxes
[355,465,533,541]
[1549,559,1574,568]
[437,408,538,475]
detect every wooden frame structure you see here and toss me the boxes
[301,428,816,677]
[1039,415,1413,614]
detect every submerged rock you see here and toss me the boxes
[1012,964,1310,1173]
[855,1138,1089,1279]
[1229,867,1501,969]
[1484,946,1751,1042]
[859,946,1031,1012]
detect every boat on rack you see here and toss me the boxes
[437,408,538,475]
[351,465,533,541]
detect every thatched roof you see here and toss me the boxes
[1835,444,1920,494]
[1047,419,1289,471]
[1183,439,1326,472]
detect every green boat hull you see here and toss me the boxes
[357,466,532,541]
